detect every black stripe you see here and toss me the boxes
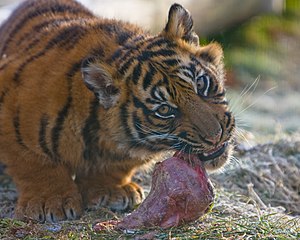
[185,136,204,145]
[146,38,176,50]
[47,25,87,50]
[110,48,123,63]
[132,96,159,126]
[212,100,228,105]
[86,47,105,62]
[13,25,86,82]
[119,42,176,75]
[39,114,53,158]
[143,63,156,90]
[167,85,176,100]
[21,18,89,53]
[150,87,161,102]
[179,135,211,147]
[1,3,92,54]
[118,46,176,75]
[17,18,72,47]
[225,111,232,128]
[51,61,81,160]
[119,57,135,75]
[13,109,27,148]
[132,63,142,84]
[215,91,225,98]
[120,102,134,146]
[145,98,160,105]
[97,23,135,45]
[132,35,146,44]
[0,0,36,54]
[51,95,72,160]
[150,83,170,103]
[199,52,214,63]
[213,84,219,93]
[97,23,115,35]
[13,50,47,82]
[23,38,42,53]
[0,88,8,111]
[189,63,196,79]
[132,96,150,113]
[178,130,201,145]
[175,80,192,91]
[162,59,178,67]
[117,31,134,45]
[161,73,169,85]
[146,38,167,50]
[137,49,176,62]
[158,90,167,101]
[191,56,201,65]
[178,131,187,139]
[82,99,101,163]
[132,112,167,150]
[66,59,83,88]
[181,70,193,79]
[132,95,166,127]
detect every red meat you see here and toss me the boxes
[117,152,214,229]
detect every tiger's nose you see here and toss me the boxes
[205,129,222,145]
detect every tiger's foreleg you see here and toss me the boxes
[76,165,144,212]
[6,152,83,222]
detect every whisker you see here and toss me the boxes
[237,86,277,115]
[228,76,260,114]
[234,127,254,149]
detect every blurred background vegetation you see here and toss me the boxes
[206,0,300,141]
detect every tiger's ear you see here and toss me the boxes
[162,3,199,46]
[81,57,120,109]
[197,43,224,66]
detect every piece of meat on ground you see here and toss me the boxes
[117,153,214,229]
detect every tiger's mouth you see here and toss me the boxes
[197,142,228,162]
[176,142,229,162]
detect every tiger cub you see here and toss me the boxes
[0,0,235,222]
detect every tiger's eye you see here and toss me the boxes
[155,104,176,119]
[158,105,170,115]
[197,80,205,90]
[196,74,211,97]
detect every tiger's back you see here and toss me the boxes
[0,0,235,223]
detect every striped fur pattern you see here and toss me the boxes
[0,0,235,222]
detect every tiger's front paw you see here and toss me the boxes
[14,192,83,223]
[86,182,144,211]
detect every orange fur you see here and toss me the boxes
[0,0,235,222]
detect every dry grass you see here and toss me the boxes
[1,189,299,239]
[1,134,299,239]
[212,134,300,215]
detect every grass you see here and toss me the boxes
[1,188,299,239]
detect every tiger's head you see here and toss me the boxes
[81,4,235,171]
